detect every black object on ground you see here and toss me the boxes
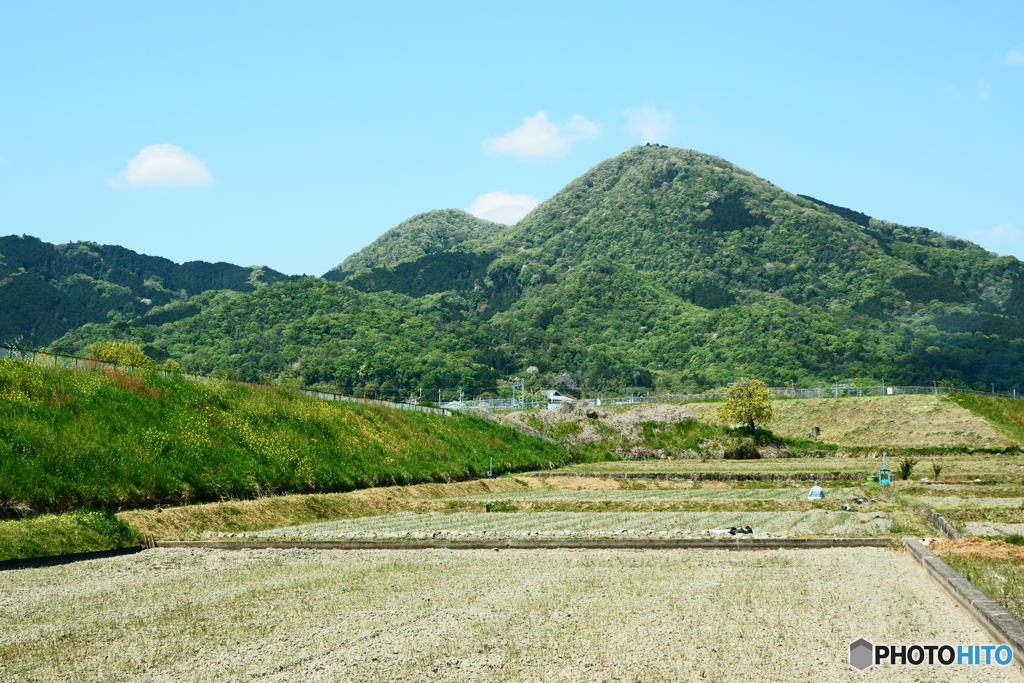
[853,497,873,505]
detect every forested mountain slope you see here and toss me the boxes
[0,235,287,348]
[324,209,505,278]
[51,146,1024,395]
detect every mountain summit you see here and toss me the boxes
[52,146,1024,395]
[324,209,505,278]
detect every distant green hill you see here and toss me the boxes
[0,235,287,348]
[49,146,1024,395]
[324,208,506,279]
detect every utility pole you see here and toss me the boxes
[512,377,524,408]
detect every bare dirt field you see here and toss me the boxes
[963,521,1024,536]
[915,496,1024,509]
[2,546,1020,682]
[250,509,892,539]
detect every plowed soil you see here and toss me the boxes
[1,547,1018,682]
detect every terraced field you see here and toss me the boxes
[242,478,894,540]
[448,485,875,502]
[547,455,1024,480]
[901,482,1024,538]
[8,463,1024,682]
[251,509,892,539]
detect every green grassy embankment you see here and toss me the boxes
[0,511,142,563]
[0,358,573,560]
[947,392,1024,444]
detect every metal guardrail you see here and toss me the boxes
[299,390,450,416]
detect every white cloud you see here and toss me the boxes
[978,78,992,103]
[482,111,601,159]
[624,104,675,142]
[1004,48,1024,66]
[467,191,541,224]
[110,144,214,187]
[969,222,1023,256]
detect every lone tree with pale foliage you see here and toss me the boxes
[716,378,772,431]
[87,341,155,369]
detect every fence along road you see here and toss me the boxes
[460,384,1022,413]
[3,344,1015,417]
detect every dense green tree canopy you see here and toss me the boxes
[0,235,286,347]
[325,209,506,277]
[46,146,1024,396]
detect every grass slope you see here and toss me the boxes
[0,358,571,513]
[0,511,141,563]
[682,395,1018,450]
[947,392,1024,444]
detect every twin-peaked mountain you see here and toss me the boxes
[48,146,1024,395]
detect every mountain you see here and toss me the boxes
[323,209,506,278]
[49,146,1024,395]
[0,235,287,348]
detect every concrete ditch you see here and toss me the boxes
[913,506,962,540]
[157,537,892,551]
[903,538,1024,669]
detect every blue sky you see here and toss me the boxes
[1,2,1022,275]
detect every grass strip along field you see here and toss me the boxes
[934,539,1024,622]
[0,511,141,563]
